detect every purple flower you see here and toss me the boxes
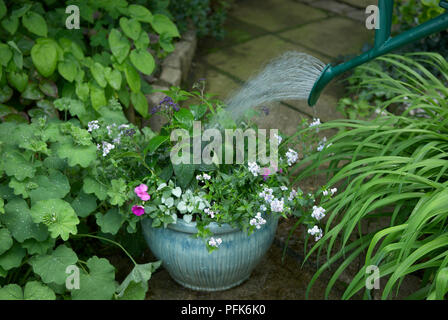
[132,205,145,216]
[261,106,270,116]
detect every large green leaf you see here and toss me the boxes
[21,83,44,100]
[108,28,130,64]
[23,281,56,300]
[2,150,35,181]
[145,135,169,154]
[31,39,58,77]
[124,63,141,93]
[55,139,97,168]
[0,243,26,271]
[119,17,141,41]
[0,281,57,300]
[130,49,155,76]
[116,261,161,298]
[71,192,97,218]
[0,228,13,256]
[89,82,107,110]
[130,91,148,118]
[104,68,122,91]
[7,71,28,93]
[95,208,124,235]
[150,14,180,37]
[83,176,108,201]
[22,237,55,255]
[127,4,153,23]
[1,199,48,242]
[30,199,79,241]
[0,284,22,300]
[29,170,70,204]
[29,245,78,285]
[58,59,78,82]
[22,11,47,37]
[0,43,12,67]
[71,256,116,300]
[90,62,107,88]
[1,16,19,35]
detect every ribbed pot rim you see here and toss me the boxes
[143,214,277,235]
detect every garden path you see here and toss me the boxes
[147,0,377,300]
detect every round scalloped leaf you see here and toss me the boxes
[29,245,78,285]
[95,208,124,235]
[71,256,116,300]
[82,176,107,200]
[23,281,56,300]
[22,237,55,255]
[1,198,48,242]
[71,191,97,218]
[2,150,36,181]
[0,228,13,256]
[55,140,97,168]
[30,199,79,241]
[29,170,70,204]
[0,243,26,271]
[0,284,22,300]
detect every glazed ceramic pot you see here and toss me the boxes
[141,214,279,291]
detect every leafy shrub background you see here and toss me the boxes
[0,0,179,125]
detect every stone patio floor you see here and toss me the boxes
[146,0,398,300]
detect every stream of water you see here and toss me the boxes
[225,51,326,119]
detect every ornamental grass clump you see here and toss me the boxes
[289,53,448,300]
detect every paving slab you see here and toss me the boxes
[229,0,328,32]
[278,16,373,58]
[205,35,329,82]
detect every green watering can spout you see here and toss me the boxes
[308,0,448,106]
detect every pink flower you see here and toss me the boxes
[132,205,145,216]
[134,184,150,201]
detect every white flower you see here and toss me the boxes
[259,188,274,203]
[331,188,337,196]
[311,206,326,221]
[260,205,267,212]
[286,149,298,166]
[322,190,329,196]
[280,186,288,191]
[204,208,216,218]
[106,123,117,136]
[248,162,260,177]
[101,141,115,157]
[309,118,321,131]
[196,175,203,181]
[274,133,282,145]
[308,226,323,241]
[113,137,121,144]
[202,173,211,181]
[317,137,331,152]
[87,120,99,132]
[270,198,284,213]
[250,212,267,229]
[288,189,297,201]
[208,237,222,248]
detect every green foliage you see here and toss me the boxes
[0,0,179,123]
[393,0,448,56]
[164,0,232,39]
[0,110,161,300]
[291,53,448,300]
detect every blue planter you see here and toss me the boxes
[141,214,279,292]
